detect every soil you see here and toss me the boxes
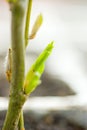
[0,111,85,130]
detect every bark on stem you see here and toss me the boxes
[2,1,27,130]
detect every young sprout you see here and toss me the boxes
[24,41,54,95]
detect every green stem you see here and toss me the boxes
[2,94,27,130]
[25,0,32,48]
[11,2,25,93]
[2,1,27,130]
[18,111,25,130]
[18,0,32,129]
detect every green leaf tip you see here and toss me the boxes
[29,14,43,39]
[33,41,54,70]
[24,41,54,95]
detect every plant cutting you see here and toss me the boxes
[2,0,54,130]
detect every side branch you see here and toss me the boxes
[25,0,32,47]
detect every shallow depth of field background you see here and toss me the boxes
[1,0,87,105]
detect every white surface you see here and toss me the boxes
[0,96,87,111]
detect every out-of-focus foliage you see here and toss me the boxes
[6,0,17,3]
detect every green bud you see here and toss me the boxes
[24,41,54,94]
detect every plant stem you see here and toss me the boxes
[18,0,32,129]
[2,94,27,130]
[18,111,25,130]
[2,1,27,130]
[11,2,25,93]
[25,0,32,48]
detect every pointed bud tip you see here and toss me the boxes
[38,13,43,24]
[50,41,55,47]
[46,41,55,52]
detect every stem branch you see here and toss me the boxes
[25,0,32,48]
[18,110,25,130]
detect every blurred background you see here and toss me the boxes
[0,0,87,104]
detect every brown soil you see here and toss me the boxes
[0,111,85,130]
